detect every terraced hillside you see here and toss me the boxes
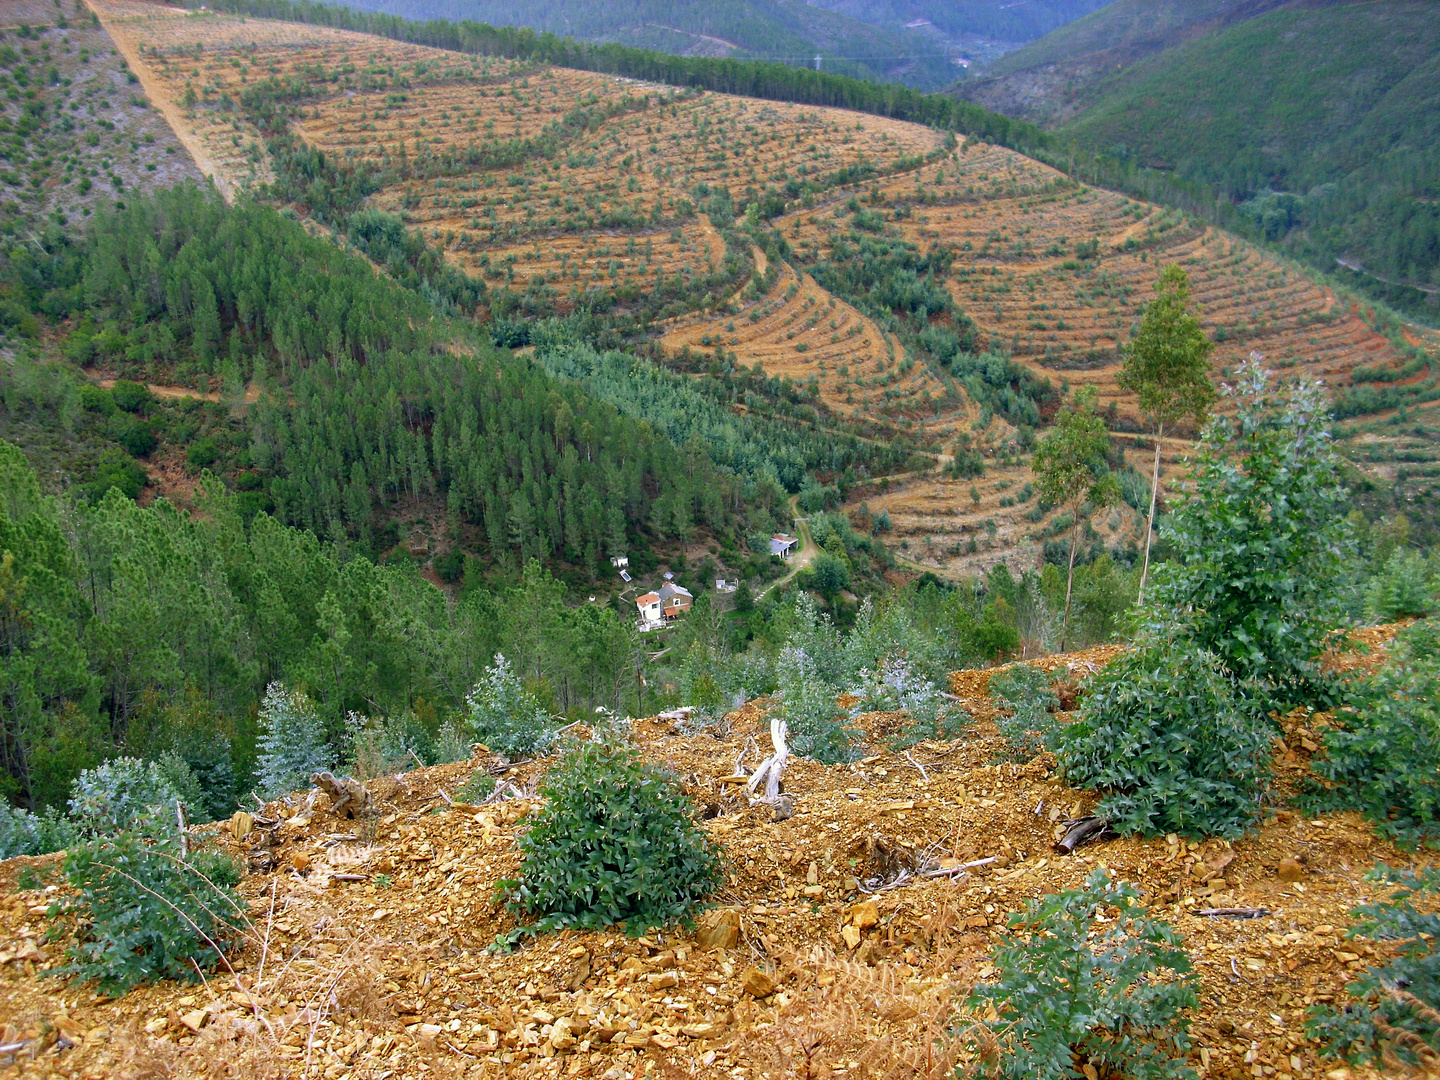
[88,0,1440,575]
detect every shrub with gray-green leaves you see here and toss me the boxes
[971,868,1198,1080]
[776,646,861,764]
[989,663,1060,761]
[499,738,723,938]
[0,803,78,859]
[466,654,558,761]
[256,683,333,799]
[68,757,183,837]
[1056,640,1270,839]
[57,831,244,995]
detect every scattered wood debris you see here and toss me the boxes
[0,635,1418,1078]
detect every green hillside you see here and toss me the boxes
[955,0,1440,322]
[335,0,961,88]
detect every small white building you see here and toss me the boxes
[715,578,737,593]
[610,555,629,569]
[770,534,799,559]
[636,591,663,627]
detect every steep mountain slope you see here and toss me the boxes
[332,0,961,88]
[952,0,1440,322]
[954,0,1322,123]
[809,0,1113,65]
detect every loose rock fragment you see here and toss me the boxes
[696,908,740,950]
[741,968,777,998]
[1277,858,1307,882]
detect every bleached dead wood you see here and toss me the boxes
[745,717,789,809]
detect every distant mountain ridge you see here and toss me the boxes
[333,0,961,88]
[952,0,1440,321]
[955,0,1358,124]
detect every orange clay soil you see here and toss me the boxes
[0,631,1419,1080]
[661,252,965,434]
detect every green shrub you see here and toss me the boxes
[85,448,146,501]
[255,683,333,799]
[971,868,1198,1080]
[55,831,244,995]
[1305,621,1440,842]
[465,654,558,761]
[68,757,182,837]
[1144,364,1352,704]
[775,646,860,764]
[1307,865,1440,1067]
[434,546,465,583]
[1366,549,1435,621]
[110,415,156,457]
[1056,640,1270,838]
[186,438,219,470]
[346,710,470,775]
[0,803,78,859]
[109,379,150,413]
[500,739,722,936]
[79,384,116,415]
[989,663,1059,761]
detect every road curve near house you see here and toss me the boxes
[757,497,818,600]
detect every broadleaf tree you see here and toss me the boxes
[1031,387,1121,649]
[1118,264,1217,602]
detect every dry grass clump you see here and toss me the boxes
[717,942,991,1080]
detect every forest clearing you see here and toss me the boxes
[0,633,1412,1080]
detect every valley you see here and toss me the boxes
[22,0,1440,584]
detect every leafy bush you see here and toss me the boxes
[1366,549,1435,621]
[0,803,79,859]
[1056,640,1270,838]
[500,739,723,936]
[110,415,156,457]
[465,654,557,761]
[68,757,182,837]
[186,438,219,470]
[971,868,1198,1080]
[109,379,150,413]
[1305,621,1440,842]
[255,683,333,799]
[1307,865,1440,1067]
[989,663,1059,761]
[56,831,244,994]
[85,448,147,501]
[346,710,471,775]
[1144,363,1352,703]
[775,646,860,764]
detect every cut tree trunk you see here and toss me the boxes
[1138,423,1163,605]
[1062,509,1081,650]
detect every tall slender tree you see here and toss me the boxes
[1118,264,1217,603]
[1031,387,1121,649]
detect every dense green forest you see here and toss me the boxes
[956,0,1440,323]
[333,0,960,89]
[6,185,794,569]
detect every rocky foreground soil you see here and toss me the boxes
[0,631,1418,1080]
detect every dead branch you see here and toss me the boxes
[744,718,789,811]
